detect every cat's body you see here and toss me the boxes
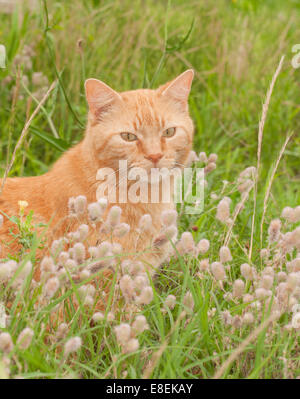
[0,70,194,271]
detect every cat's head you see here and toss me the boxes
[84,70,194,174]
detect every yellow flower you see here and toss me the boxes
[18,200,28,212]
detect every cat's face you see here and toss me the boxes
[84,70,194,175]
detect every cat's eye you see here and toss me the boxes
[120,132,138,142]
[162,127,176,138]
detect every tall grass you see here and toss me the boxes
[0,0,300,379]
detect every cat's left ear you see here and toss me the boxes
[85,78,122,116]
[158,69,194,107]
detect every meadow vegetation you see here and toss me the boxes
[0,0,300,379]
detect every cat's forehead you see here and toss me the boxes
[120,89,167,129]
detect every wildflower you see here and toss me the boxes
[291,313,300,329]
[68,197,76,215]
[78,224,89,241]
[198,152,208,163]
[208,153,218,163]
[163,225,177,241]
[180,232,195,253]
[211,262,226,280]
[0,261,14,282]
[136,286,153,305]
[233,279,245,298]
[240,263,254,280]
[92,312,104,323]
[98,241,112,258]
[0,214,3,228]
[32,72,48,87]
[204,162,216,174]
[161,210,177,227]
[186,151,199,166]
[107,206,122,228]
[216,198,230,223]
[65,259,77,271]
[120,275,135,301]
[154,225,177,247]
[221,310,232,325]
[268,219,281,243]
[112,243,122,255]
[78,285,95,301]
[51,239,63,256]
[18,200,28,212]
[138,214,152,231]
[133,275,149,292]
[197,239,210,255]
[73,243,85,264]
[238,179,253,193]
[164,294,176,310]
[79,269,90,281]
[199,258,209,272]
[74,195,87,215]
[56,323,68,340]
[255,288,268,300]
[286,273,299,293]
[277,271,287,282]
[0,332,14,353]
[44,277,60,299]
[219,246,232,263]
[107,312,115,322]
[261,275,273,290]
[243,294,254,303]
[98,197,108,211]
[132,315,149,335]
[15,261,32,283]
[114,324,131,344]
[16,327,33,350]
[40,256,56,275]
[88,202,102,223]
[277,282,289,302]
[294,206,300,223]
[123,338,139,354]
[58,251,69,266]
[113,223,130,238]
[183,291,194,312]
[239,166,256,179]
[64,337,82,357]
[243,312,254,325]
[287,258,300,273]
[260,248,269,259]
[281,207,296,223]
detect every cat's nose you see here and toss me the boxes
[145,153,163,165]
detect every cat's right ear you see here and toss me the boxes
[85,78,122,116]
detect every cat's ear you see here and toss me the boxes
[85,78,122,115]
[158,69,194,107]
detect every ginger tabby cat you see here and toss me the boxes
[0,70,194,273]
